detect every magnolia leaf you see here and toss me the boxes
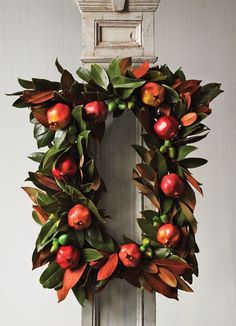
[28,152,44,163]
[194,83,223,105]
[179,201,197,233]
[177,145,197,160]
[82,249,103,262]
[91,64,109,90]
[112,76,145,89]
[33,205,49,225]
[139,261,158,274]
[143,273,178,299]
[132,61,150,79]
[163,85,180,103]
[18,78,34,89]
[136,163,156,181]
[108,58,121,80]
[181,112,198,126]
[36,218,60,251]
[175,275,193,292]
[184,171,203,195]
[76,67,91,82]
[35,173,60,191]
[139,274,153,293]
[22,187,42,203]
[97,253,118,281]
[72,285,86,306]
[180,158,207,169]
[137,219,157,237]
[119,57,132,75]
[158,267,177,287]
[154,248,171,259]
[140,210,158,222]
[40,262,65,289]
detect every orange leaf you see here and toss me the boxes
[180,112,197,126]
[184,171,203,195]
[175,275,193,292]
[132,61,150,79]
[119,57,132,75]
[158,267,177,287]
[139,261,158,274]
[153,258,192,275]
[35,172,61,191]
[33,205,49,224]
[97,253,118,281]
[144,273,178,299]
[183,92,191,109]
[57,263,87,302]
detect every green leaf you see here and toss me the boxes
[72,285,86,306]
[40,262,65,289]
[72,105,87,132]
[194,83,223,105]
[150,151,168,179]
[32,210,43,225]
[112,76,145,89]
[154,247,171,258]
[161,197,173,214]
[12,98,29,108]
[108,58,121,80]
[91,63,109,90]
[34,124,55,148]
[141,210,158,222]
[77,130,90,157]
[177,146,198,160]
[76,67,91,82]
[82,248,103,261]
[40,145,68,171]
[54,129,69,148]
[32,78,61,91]
[174,68,186,82]
[163,85,180,103]
[28,152,44,163]
[159,65,174,85]
[18,78,34,89]
[179,201,197,233]
[143,71,167,82]
[69,230,84,248]
[180,158,207,169]
[137,219,157,237]
[36,217,60,251]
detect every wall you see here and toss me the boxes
[0,0,235,325]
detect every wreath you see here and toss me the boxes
[9,57,222,305]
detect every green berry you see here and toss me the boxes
[118,103,126,110]
[153,221,159,227]
[58,234,70,245]
[160,214,169,223]
[53,238,59,246]
[142,238,150,247]
[168,146,176,158]
[152,216,159,222]
[164,140,172,147]
[108,101,117,112]
[127,101,135,110]
[160,145,168,153]
[51,239,59,253]
[140,245,146,252]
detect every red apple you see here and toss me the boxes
[47,103,71,130]
[56,245,80,269]
[84,101,108,122]
[160,173,185,198]
[119,243,142,268]
[154,115,179,140]
[140,82,165,107]
[157,224,181,247]
[68,204,92,230]
[52,154,77,181]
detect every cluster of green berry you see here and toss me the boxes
[107,95,137,112]
[50,234,70,253]
[159,140,176,159]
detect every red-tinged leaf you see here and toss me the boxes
[153,258,192,275]
[172,80,183,89]
[144,273,178,299]
[153,174,160,197]
[184,171,203,195]
[145,192,160,210]
[176,80,201,94]
[33,205,49,224]
[139,274,153,293]
[158,267,177,287]
[32,248,51,270]
[195,105,212,115]
[132,61,150,79]
[175,275,193,292]
[35,173,61,191]
[183,92,191,110]
[22,90,54,104]
[179,182,196,211]
[181,112,197,126]
[97,253,118,281]
[119,57,132,75]
[89,257,107,269]
[133,179,152,195]
[159,102,171,116]
[121,268,140,287]
[139,261,158,274]
[22,187,39,203]
[139,107,152,133]
[57,263,87,302]
[136,163,156,182]
[179,201,197,234]
[32,107,49,126]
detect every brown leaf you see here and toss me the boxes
[139,107,153,133]
[132,61,150,79]
[22,187,39,203]
[159,102,171,116]
[153,258,192,275]
[144,273,178,299]
[179,182,196,211]
[145,192,160,210]
[195,105,212,115]
[175,275,193,292]
[22,90,54,104]
[184,171,203,195]
[133,179,152,195]
[57,263,87,302]
[136,163,156,182]
[33,205,49,224]
[119,57,132,75]
[32,248,51,270]
[35,173,61,191]
[158,267,177,287]
[139,261,158,274]
[139,274,153,293]
[176,80,202,94]
[97,253,118,281]
[181,112,197,126]
[31,107,49,126]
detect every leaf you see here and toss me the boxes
[22,187,42,203]
[55,58,64,74]
[179,201,197,233]
[91,63,109,90]
[33,205,49,225]
[36,218,60,251]
[177,145,197,160]
[161,197,173,214]
[180,158,207,169]
[108,58,121,80]
[82,249,104,262]
[132,61,150,79]
[158,267,177,287]
[181,112,197,126]
[76,67,91,82]
[143,273,178,299]
[18,78,34,89]
[184,171,203,195]
[139,261,158,274]
[154,248,170,259]
[153,258,192,275]
[28,152,44,163]
[32,247,51,269]
[143,70,167,82]
[112,76,145,89]
[132,145,147,161]
[34,125,54,148]
[139,274,153,292]
[32,79,61,91]
[61,70,74,91]
[119,57,132,75]
[194,83,223,105]
[57,263,87,302]
[72,105,87,132]
[72,285,86,306]
[163,85,180,103]
[23,90,54,104]
[35,173,61,191]
[40,262,64,289]
[141,210,158,222]
[54,129,68,148]
[175,275,193,292]
[136,163,156,181]
[137,219,157,237]
[150,151,168,179]
[97,253,118,281]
